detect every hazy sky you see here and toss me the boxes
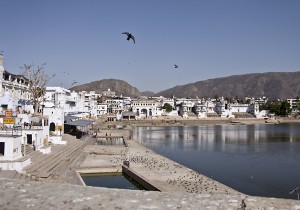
[1,0,300,92]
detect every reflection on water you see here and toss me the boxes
[96,137,125,146]
[134,124,300,200]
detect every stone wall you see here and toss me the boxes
[0,178,299,210]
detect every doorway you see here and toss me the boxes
[27,134,32,144]
[0,142,4,156]
[50,122,55,132]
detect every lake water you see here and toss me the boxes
[133,123,300,200]
[82,173,143,190]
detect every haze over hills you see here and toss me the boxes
[71,72,300,100]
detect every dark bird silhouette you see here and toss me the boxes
[122,32,135,44]
[71,81,77,86]
[289,187,299,200]
[174,64,178,69]
[289,187,299,194]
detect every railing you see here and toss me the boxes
[0,127,22,136]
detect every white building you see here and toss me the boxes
[287,98,300,113]
[97,103,108,116]
[102,89,115,97]
[0,92,19,119]
[0,54,31,100]
[131,99,162,118]
[44,87,85,113]
[105,98,124,114]
[193,102,207,118]
[0,92,50,171]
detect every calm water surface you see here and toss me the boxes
[82,173,142,190]
[133,124,300,200]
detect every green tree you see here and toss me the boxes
[269,101,281,115]
[266,100,291,116]
[162,103,173,112]
[259,103,268,111]
[296,97,300,113]
[279,100,292,116]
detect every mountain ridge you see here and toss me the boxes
[70,72,300,99]
[154,71,300,99]
[70,79,140,98]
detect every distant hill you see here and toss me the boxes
[70,79,140,98]
[69,72,300,99]
[155,72,300,99]
[140,91,156,97]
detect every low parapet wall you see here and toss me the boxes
[0,178,299,210]
[122,165,160,191]
[0,156,31,172]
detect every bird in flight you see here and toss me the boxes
[174,64,179,69]
[122,32,135,44]
[71,81,77,86]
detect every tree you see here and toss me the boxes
[280,100,292,116]
[295,97,300,112]
[162,103,173,112]
[263,100,292,116]
[225,97,233,104]
[20,63,55,115]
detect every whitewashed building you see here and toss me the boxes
[0,54,31,100]
[97,103,108,116]
[287,98,300,113]
[0,93,50,171]
[44,87,85,113]
[105,98,124,114]
[131,99,162,118]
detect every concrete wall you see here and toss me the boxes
[122,165,160,191]
[0,178,299,210]
[0,136,22,161]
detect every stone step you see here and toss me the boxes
[24,142,79,173]
[34,146,82,176]
[50,149,83,176]
[0,170,17,179]
[13,172,22,179]
[21,145,35,155]
[30,142,84,177]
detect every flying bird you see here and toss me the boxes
[289,187,299,194]
[289,187,300,200]
[71,81,77,86]
[174,64,179,69]
[122,32,135,44]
